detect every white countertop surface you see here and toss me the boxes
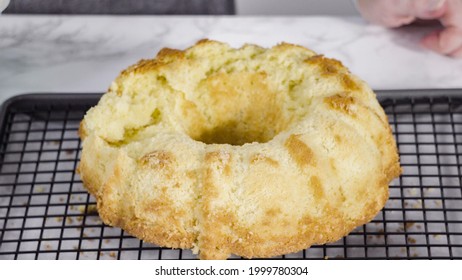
[1,15,462,105]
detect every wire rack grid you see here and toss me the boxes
[0,91,461,260]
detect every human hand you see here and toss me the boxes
[0,0,10,13]
[357,0,462,57]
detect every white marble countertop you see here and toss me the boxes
[1,15,462,105]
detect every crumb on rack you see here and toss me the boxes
[36,186,45,193]
[109,252,116,259]
[407,237,416,244]
[323,256,329,260]
[55,217,63,222]
[78,205,98,215]
[66,217,73,224]
[87,205,98,214]
[404,222,415,230]
[424,187,435,194]
[92,221,102,225]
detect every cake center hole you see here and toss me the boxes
[195,120,279,146]
[189,72,288,146]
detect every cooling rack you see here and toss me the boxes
[0,90,461,260]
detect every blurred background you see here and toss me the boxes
[1,0,358,15]
[237,0,357,16]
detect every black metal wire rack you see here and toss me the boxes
[0,91,461,260]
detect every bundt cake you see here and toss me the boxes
[78,39,401,259]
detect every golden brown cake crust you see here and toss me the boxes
[78,39,401,259]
